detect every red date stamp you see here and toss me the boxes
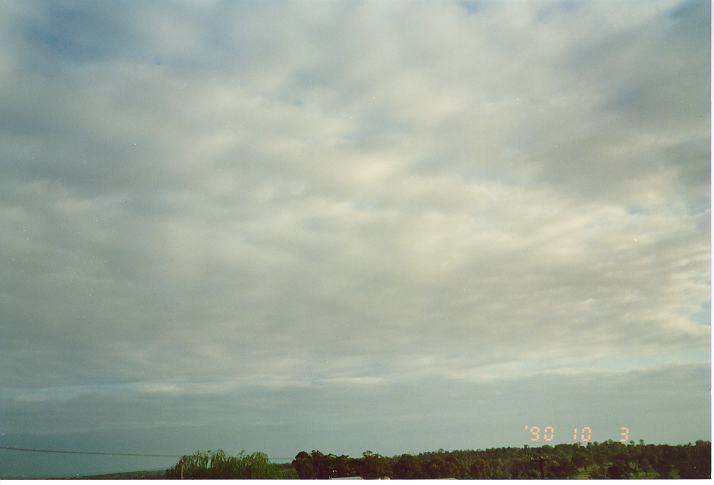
[524,425,630,443]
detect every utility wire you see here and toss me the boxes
[0,445,294,462]
[0,445,179,458]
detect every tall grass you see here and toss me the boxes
[165,450,298,479]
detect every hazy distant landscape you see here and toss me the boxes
[0,0,709,480]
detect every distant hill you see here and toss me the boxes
[57,469,166,480]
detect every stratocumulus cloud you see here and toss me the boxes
[0,0,709,475]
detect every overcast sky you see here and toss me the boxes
[0,0,710,478]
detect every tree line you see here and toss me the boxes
[164,441,710,479]
[291,440,710,479]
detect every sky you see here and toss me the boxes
[0,0,710,478]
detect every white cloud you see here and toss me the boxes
[0,0,708,447]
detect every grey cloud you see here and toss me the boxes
[0,0,708,471]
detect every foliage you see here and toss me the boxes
[165,450,297,479]
[291,440,710,479]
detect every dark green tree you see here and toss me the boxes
[469,457,491,478]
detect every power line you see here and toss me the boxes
[0,445,179,459]
[0,445,294,462]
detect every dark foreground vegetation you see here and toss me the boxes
[166,441,710,479]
